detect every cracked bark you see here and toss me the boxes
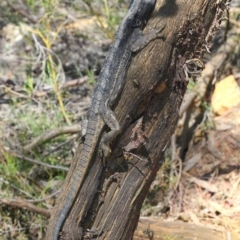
[48,0,229,239]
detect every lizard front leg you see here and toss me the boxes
[100,99,120,165]
[131,22,166,52]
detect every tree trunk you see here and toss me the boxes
[48,0,228,239]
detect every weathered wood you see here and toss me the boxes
[51,0,228,239]
[134,218,238,240]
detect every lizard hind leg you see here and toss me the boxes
[100,99,120,165]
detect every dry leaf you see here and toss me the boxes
[212,75,240,115]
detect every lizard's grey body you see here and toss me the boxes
[49,0,162,239]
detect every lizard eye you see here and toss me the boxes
[130,19,142,28]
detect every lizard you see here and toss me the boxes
[47,0,165,239]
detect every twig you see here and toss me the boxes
[10,152,69,171]
[168,136,183,202]
[61,76,88,89]
[29,76,88,97]
[0,198,50,217]
[173,156,183,193]
[179,91,197,118]
[23,124,81,151]
[27,190,60,203]
[0,177,32,198]
[1,86,39,104]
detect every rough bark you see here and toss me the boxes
[49,0,228,239]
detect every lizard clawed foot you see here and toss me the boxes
[100,141,111,166]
